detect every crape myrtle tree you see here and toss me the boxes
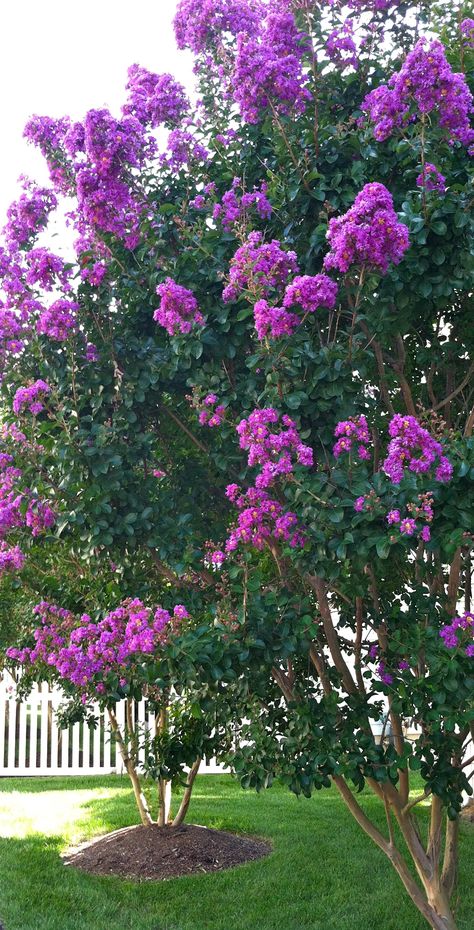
[2,548,238,828]
[1,0,473,926]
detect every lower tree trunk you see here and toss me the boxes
[158,776,171,826]
[172,757,201,827]
[332,775,459,930]
[107,708,153,827]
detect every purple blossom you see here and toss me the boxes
[386,509,400,524]
[460,19,474,50]
[440,612,474,658]
[399,517,416,536]
[223,232,299,303]
[37,299,79,341]
[84,343,99,362]
[237,407,313,488]
[326,21,358,71]
[233,11,311,124]
[0,542,25,577]
[383,414,452,484]
[376,661,393,685]
[213,178,272,231]
[253,300,299,340]
[354,496,365,512]
[13,380,51,416]
[324,183,409,275]
[174,0,260,54]
[123,64,189,127]
[153,278,204,335]
[416,164,446,193]
[283,275,338,313]
[361,38,474,148]
[333,415,371,460]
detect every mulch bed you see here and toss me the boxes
[63,823,271,881]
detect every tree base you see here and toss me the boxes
[63,823,271,880]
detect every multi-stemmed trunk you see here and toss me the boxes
[107,705,201,828]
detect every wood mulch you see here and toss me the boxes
[63,823,271,881]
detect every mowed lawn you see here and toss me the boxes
[0,774,472,930]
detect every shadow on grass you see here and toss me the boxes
[0,777,472,930]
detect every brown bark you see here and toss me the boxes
[108,708,152,827]
[333,774,459,930]
[172,757,201,827]
[306,575,357,694]
[441,817,459,898]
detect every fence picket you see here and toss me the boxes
[0,672,227,777]
[0,685,5,769]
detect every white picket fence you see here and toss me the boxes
[0,672,225,777]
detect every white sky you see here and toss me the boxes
[0,0,193,219]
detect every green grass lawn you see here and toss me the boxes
[0,774,472,930]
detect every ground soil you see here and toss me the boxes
[63,823,271,881]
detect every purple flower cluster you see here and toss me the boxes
[237,407,313,489]
[383,414,452,484]
[25,248,71,291]
[253,300,300,340]
[25,499,56,537]
[333,415,371,460]
[174,0,260,54]
[23,115,74,194]
[6,599,191,697]
[3,180,57,247]
[326,21,358,71]
[212,178,272,231]
[361,39,474,148]
[0,542,26,578]
[161,129,209,171]
[13,380,51,416]
[37,299,79,341]
[324,182,409,274]
[198,393,227,427]
[460,19,474,50]
[253,272,338,341]
[233,11,311,123]
[123,64,189,127]
[219,485,304,558]
[154,278,204,335]
[440,612,474,658]
[283,275,339,314]
[416,163,446,193]
[223,232,299,303]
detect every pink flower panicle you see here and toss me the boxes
[233,11,311,124]
[326,21,358,71]
[333,414,371,460]
[283,274,338,314]
[198,393,227,428]
[212,178,272,230]
[37,299,79,341]
[460,19,474,50]
[416,164,446,193]
[223,485,304,557]
[123,64,190,127]
[440,612,474,658]
[6,599,191,697]
[223,232,299,303]
[153,278,204,335]
[13,380,51,416]
[237,407,313,489]
[383,415,452,484]
[362,38,474,148]
[324,182,409,274]
[0,542,26,578]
